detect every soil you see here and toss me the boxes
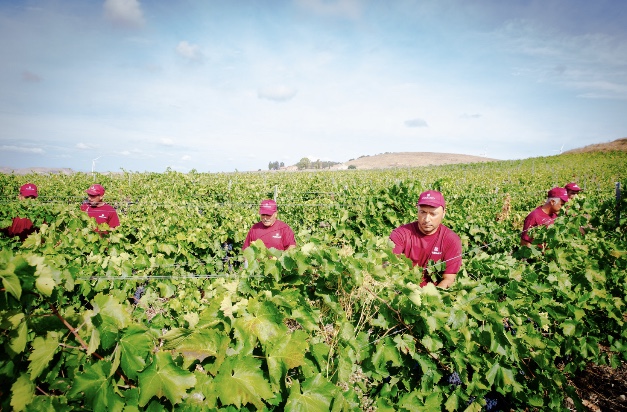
[569,362,627,411]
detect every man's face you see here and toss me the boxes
[567,190,578,200]
[260,212,277,227]
[87,193,103,206]
[550,199,566,214]
[417,205,445,235]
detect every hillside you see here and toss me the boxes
[335,152,497,170]
[562,137,627,154]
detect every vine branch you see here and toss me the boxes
[49,303,132,386]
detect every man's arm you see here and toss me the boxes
[108,209,120,228]
[283,225,297,250]
[438,229,462,288]
[437,273,456,288]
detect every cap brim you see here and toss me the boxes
[418,201,444,208]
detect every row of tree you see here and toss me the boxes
[268,158,341,170]
[268,161,285,170]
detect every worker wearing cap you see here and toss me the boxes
[1,183,39,241]
[389,190,462,289]
[242,199,296,251]
[520,187,569,247]
[564,182,583,200]
[80,184,120,229]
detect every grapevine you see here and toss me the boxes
[0,151,626,411]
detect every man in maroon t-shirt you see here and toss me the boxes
[1,183,39,241]
[564,182,583,200]
[389,190,462,288]
[520,187,569,247]
[243,199,296,251]
[80,184,120,230]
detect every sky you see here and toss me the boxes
[1,0,626,173]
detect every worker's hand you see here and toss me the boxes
[437,274,456,289]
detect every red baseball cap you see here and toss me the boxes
[86,184,105,196]
[417,190,446,209]
[20,183,38,198]
[548,187,569,202]
[564,182,582,192]
[259,199,277,215]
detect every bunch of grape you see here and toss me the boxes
[133,286,145,303]
[446,372,461,386]
[503,319,517,336]
[484,396,499,411]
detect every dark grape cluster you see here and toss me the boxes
[222,242,234,271]
[503,319,517,336]
[133,286,145,303]
[447,372,461,386]
[484,395,499,411]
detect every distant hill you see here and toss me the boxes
[562,137,627,154]
[2,138,625,174]
[332,152,498,170]
[0,167,75,175]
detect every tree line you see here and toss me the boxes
[268,158,341,170]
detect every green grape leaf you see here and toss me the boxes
[161,327,227,364]
[35,274,56,297]
[10,373,35,412]
[137,351,196,407]
[0,270,21,300]
[9,320,28,355]
[92,293,131,349]
[28,331,60,379]
[285,374,337,412]
[119,325,155,380]
[234,299,287,345]
[67,361,122,412]
[213,355,274,410]
[266,330,309,385]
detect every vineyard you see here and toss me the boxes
[1,151,626,411]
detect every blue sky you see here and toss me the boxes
[1,0,626,173]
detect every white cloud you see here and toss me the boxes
[0,145,44,154]
[496,19,627,100]
[404,118,429,128]
[160,138,174,146]
[181,155,191,161]
[103,0,145,28]
[257,85,298,102]
[76,143,95,150]
[460,113,482,119]
[176,41,203,61]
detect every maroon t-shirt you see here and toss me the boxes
[390,222,462,286]
[2,217,36,242]
[243,220,296,251]
[80,203,120,228]
[521,206,556,244]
